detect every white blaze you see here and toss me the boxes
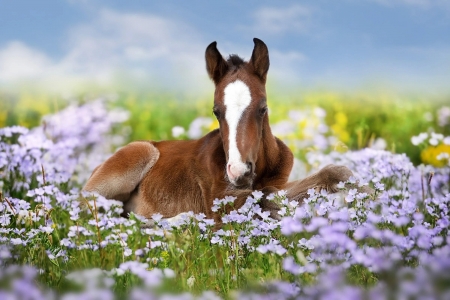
[224,80,252,181]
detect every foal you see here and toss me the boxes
[84,38,354,224]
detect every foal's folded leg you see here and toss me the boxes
[210,186,282,230]
[83,141,160,201]
[284,164,357,202]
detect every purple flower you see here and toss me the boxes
[282,257,303,275]
[211,236,223,245]
[280,217,303,235]
[345,189,357,203]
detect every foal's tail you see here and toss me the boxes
[284,164,375,202]
[83,141,160,201]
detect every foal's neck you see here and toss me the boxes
[259,119,281,167]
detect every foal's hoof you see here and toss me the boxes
[319,164,375,196]
[259,186,282,221]
[259,199,282,221]
[318,164,353,184]
[140,219,156,229]
[316,164,354,193]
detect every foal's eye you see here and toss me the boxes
[259,106,268,116]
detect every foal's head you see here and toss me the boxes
[205,38,270,188]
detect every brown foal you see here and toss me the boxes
[83,38,354,225]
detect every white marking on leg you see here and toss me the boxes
[224,80,251,181]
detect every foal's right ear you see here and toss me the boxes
[205,41,228,84]
[251,38,270,83]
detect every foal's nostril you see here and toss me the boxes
[244,161,253,176]
[227,164,235,179]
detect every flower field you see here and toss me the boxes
[1,94,450,299]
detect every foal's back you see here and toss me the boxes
[127,130,227,217]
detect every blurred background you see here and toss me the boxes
[1,0,449,165]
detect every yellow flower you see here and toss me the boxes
[331,112,350,143]
[421,144,450,167]
[161,250,170,261]
[0,107,6,127]
[209,119,219,131]
[335,112,348,126]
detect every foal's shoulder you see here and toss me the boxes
[202,128,221,139]
[274,136,293,155]
[274,136,294,168]
[197,129,222,147]
[150,131,222,157]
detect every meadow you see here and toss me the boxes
[0,89,450,299]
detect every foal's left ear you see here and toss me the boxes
[205,41,229,84]
[250,38,270,83]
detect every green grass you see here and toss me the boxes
[1,88,450,297]
[1,89,449,163]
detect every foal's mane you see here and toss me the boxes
[227,55,245,72]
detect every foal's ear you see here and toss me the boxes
[250,38,270,83]
[205,41,228,84]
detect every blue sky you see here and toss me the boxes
[1,0,449,93]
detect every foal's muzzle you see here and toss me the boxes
[227,161,255,188]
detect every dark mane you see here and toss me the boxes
[227,55,245,70]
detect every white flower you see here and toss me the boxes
[278,207,287,216]
[171,126,185,138]
[0,215,11,226]
[336,181,346,189]
[252,190,264,199]
[411,132,428,146]
[438,106,450,126]
[123,248,132,257]
[277,190,287,197]
[11,238,24,245]
[345,189,357,203]
[187,275,195,288]
[266,193,275,200]
[47,251,56,260]
[211,236,222,245]
[115,268,125,276]
[164,268,175,278]
[429,138,438,146]
[187,117,213,139]
[40,226,54,234]
[431,132,444,140]
[151,213,163,222]
[348,176,357,184]
[370,137,387,150]
[313,107,326,118]
[289,200,299,208]
[437,152,449,161]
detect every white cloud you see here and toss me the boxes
[371,0,429,6]
[250,5,313,35]
[268,50,308,85]
[1,5,447,94]
[0,7,311,93]
[0,9,209,92]
[0,41,53,81]
[62,9,208,88]
[369,0,450,8]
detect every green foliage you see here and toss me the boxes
[114,92,212,141]
[0,92,65,129]
[1,89,449,164]
[271,90,450,164]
